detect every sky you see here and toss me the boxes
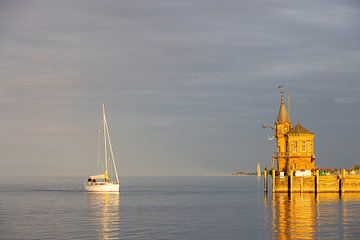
[0,0,360,176]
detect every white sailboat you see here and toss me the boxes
[85,104,120,192]
[256,163,261,177]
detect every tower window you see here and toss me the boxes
[292,141,297,153]
[302,141,306,152]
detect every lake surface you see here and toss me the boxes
[1,176,359,239]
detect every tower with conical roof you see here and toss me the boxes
[274,88,291,172]
[273,86,316,174]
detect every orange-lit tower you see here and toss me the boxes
[274,87,291,172]
[272,87,316,174]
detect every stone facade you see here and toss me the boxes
[269,174,360,193]
[265,88,360,193]
[273,91,315,173]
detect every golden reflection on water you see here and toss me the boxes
[269,193,360,240]
[271,193,316,240]
[341,193,360,240]
[86,193,120,240]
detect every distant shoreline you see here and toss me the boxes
[231,171,257,176]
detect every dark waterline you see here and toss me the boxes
[0,176,359,239]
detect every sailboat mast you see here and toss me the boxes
[104,111,120,184]
[103,104,108,175]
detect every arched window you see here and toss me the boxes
[301,141,306,152]
[292,141,297,153]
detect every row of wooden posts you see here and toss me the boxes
[263,168,350,193]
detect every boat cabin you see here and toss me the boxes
[87,174,110,185]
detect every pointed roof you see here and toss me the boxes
[287,123,314,135]
[277,95,288,123]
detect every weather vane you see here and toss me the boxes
[278,84,285,96]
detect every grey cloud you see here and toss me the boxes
[334,96,360,104]
[0,0,360,175]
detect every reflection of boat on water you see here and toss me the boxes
[86,193,120,239]
[85,104,120,192]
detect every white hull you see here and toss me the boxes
[85,183,120,192]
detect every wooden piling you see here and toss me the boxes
[271,169,275,193]
[288,169,293,193]
[341,169,346,193]
[264,167,268,193]
[315,169,319,193]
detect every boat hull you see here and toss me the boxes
[84,183,120,192]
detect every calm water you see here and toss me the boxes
[1,176,360,239]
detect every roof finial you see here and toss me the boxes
[287,90,291,123]
[279,84,285,97]
[277,84,288,123]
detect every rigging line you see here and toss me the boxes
[96,126,102,173]
[97,108,105,174]
[104,112,119,184]
[103,104,108,175]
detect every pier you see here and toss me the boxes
[264,168,360,193]
[263,87,360,193]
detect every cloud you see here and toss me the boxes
[0,0,360,175]
[299,99,309,104]
[334,96,360,104]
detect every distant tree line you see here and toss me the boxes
[232,171,256,176]
[352,164,360,170]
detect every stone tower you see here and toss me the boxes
[273,88,316,174]
[274,91,291,172]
